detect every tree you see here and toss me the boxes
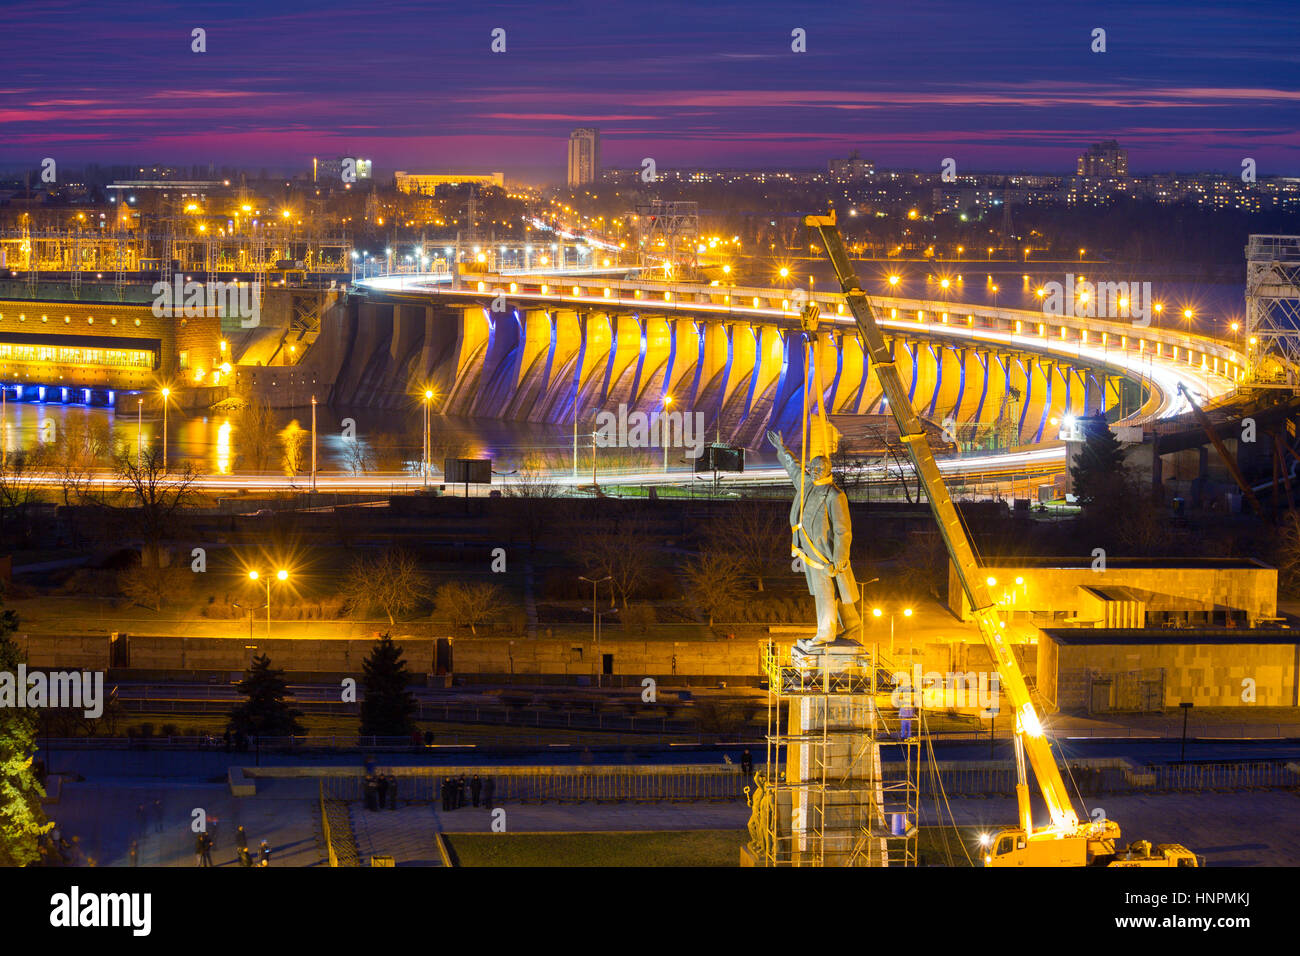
[709,500,786,591]
[433,581,502,634]
[506,452,561,549]
[235,397,278,473]
[682,548,743,626]
[359,634,417,736]
[0,600,52,866]
[341,548,430,625]
[114,447,200,569]
[228,654,304,737]
[1069,413,1129,510]
[0,451,42,544]
[575,511,656,608]
[280,420,307,479]
[118,556,191,612]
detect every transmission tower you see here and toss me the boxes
[1244,234,1300,389]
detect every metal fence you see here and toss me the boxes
[926,760,1300,797]
[317,765,749,803]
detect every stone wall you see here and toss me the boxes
[1037,634,1300,710]
[13,632,766,680]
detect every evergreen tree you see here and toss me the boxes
[360,634,417,736]
[228,654,304,737]
[0,602,52,866]
[1069,412,1129,509]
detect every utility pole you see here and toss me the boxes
[310,395,318,492]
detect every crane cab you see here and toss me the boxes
[981,828,1087,867]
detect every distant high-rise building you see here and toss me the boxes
[568,128,600,187]
[829,150,873,179]
[1077,140,1128,178]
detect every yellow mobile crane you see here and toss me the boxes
[806,213,1198,867]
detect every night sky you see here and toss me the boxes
[2,0,1297,180]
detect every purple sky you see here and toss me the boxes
[2,0,1297,181]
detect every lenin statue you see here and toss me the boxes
[767,424,861,646]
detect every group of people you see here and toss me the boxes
[441,774,493,810]
[364,772,400,811]
[194,824,270,867]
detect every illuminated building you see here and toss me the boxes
[567,128,600,188]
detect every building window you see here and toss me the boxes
[179,350,190,370]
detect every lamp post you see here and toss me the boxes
[423,389,434,486]
[580,574,613,687]
[136,398,143,469]
[662,395,674,471]
[310,395,317,492]
[871,605,913,658]
[1179,701,1194,762]
[249,569,289,637]
[160,387,170,472]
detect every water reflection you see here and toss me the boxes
[0,401,577,475]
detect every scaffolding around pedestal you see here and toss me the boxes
[743,641,920,867]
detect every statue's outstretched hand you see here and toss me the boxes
[766,430,785,452]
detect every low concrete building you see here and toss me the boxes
[1037,628,1300,711]
[948,557,1277,628]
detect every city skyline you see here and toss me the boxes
[1,0,1297,180]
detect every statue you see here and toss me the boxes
[767,424,861,647]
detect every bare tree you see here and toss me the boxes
[113,447,201,565]
[341,548,431,625]
[709,499,786,591]
[236,396,278,473]
[280,420,307,479]
[343,438,374,476]
[574,511,656,608]
[682,548,743,626]
[0,450,42,542]
[433,581,502,634]
[507,452,561,549]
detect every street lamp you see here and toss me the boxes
[136,398,143,469]
[579,575,613,687]
[871,605,913,657]
[662,395,674,471]
[249,568,290,636]
[160,387,170,472]
[422,388,435,486]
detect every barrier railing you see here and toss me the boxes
[317,765,749,803]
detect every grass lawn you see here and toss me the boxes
[445,827,979,867]
[445,829,746,867]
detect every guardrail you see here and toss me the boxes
[927,759,1300,796]
[316,765,749,803]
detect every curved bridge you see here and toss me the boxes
[337,272,1241,454]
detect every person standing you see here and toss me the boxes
[377,774,389,810]
[200,832,214,867]
[458,775,468,810]
[194,832,205,867]
[129,840,138,867]
[470,775,482,808]
[258,840,271,866]
[235,825,248,854]
[152,799,164,833]
[387,774,398,810]
[482,776,495,809]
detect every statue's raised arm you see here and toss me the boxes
[766,429,800,483]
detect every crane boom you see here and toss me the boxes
[805,213,1079,832]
